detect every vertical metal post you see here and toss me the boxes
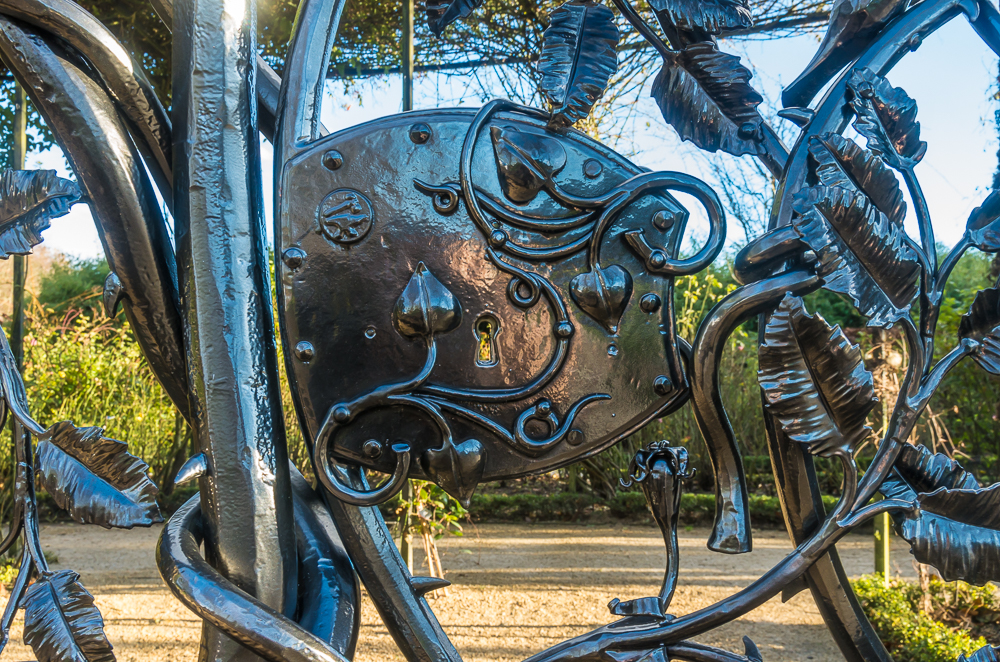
[172,0,297,657]
[874,496,890,585]
[398,0,415,572]
[11,83,26,371]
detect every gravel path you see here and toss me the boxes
[0,522,916,662]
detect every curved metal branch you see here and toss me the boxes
[690,270,820,553]
[157,496,351,662]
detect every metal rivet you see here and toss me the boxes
[555,322,574,338]
[566,429,584,446]
[607,344,619,357]
[649,251,667,269]
[294,341,315,362]
[409,123,431,144]
[333,405,351,423]
[640,293,662,313]
[363,439,383,459]
[536,400,551,415]
[653,210,678,231]
[654,375,671,395]
[322,150,343,171]
[583,159,603,179]
[364,325,377,339]
[282,247,306,270]
[489,230,507,247]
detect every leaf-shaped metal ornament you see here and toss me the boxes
[392,262,463,339]
[792,185,920,327]
[651,42,765,156]
[538,0,620,128]
[22,570,115,662]
[490,126,568,203]
[807,133,906,226]
[36,421,162,529]
[961,645,1000,662]
[0,170,80,258]
[880,444,1000,585]
[648,0,752,38]
[425,0,482,37]
[966,189,1000,252]
[959,287,1000,375]
[758,295,877,458]
[847,68,927,167]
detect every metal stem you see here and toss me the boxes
[11,82,25,371]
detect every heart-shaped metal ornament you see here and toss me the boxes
[570,264,633,334]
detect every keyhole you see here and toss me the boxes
[475,316,499,367]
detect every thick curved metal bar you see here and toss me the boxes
[157,496,350,662]
[316,442,411,506]
[732,226,809,286]
[275,0,345,157]
[320,466,464,662]
[172,0,298,648]
[290,466,360,656]
[690,270,820,554]
[0,547,31,653]
[0,19,192,425]
[0,0,172,206]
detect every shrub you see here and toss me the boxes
[853,575,989,662]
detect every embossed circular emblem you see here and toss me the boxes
[317,189,374,244]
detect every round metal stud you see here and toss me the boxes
[654,375,672,395]
[583,159,603,179]
[489,230,508,247]
[649,251,667,269]
[322,150,343,171]
[294,341,315,362]
[332,405,351,423]
[282,247,306,270]
[566,429,584,446]
[363,439,383,459]
[639,293,662,313]
[653,210,678,231]
[536,400,552,415]
[409,123,431,144]
[364,325,377,339]
[607,344,619,357]
[555,322,574,338]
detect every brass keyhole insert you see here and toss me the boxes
[475,316,499,367]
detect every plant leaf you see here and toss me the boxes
[966,189,1000,252]
[791,185,921,327]
[651,41,765,156]
[847,68,926,167]
[425,0,482,37]
[758,294,877,458]
[959,286,1000,374]
[807,133,906,227]
[22,570,115,662]
[879,444,1000,586]
[648,0,752,36]
[538,0,619,127]
[36,421,162,529]
[0,170,80,258]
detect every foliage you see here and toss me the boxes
[853,574,991,662]
[37,256,109,315]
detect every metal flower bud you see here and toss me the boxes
[392,262,463,338]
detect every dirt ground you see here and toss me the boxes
[0,522,917,662]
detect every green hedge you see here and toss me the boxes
[462,491,840,526]
[853,575,989,662]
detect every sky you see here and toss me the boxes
[31,10,1000,262]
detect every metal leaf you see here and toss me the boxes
[36,421,162,529]
[758,295,877,458]
[0,170,80,258]
[490,126,568,203]
[966,189,1000,252]
[880,453,1000,585]
[651,42,765,156]
[425,0,482,37]
[392,262,463,339]
[807,133,906,227]
[894,442,980,493]
[648,0,752,36]
[538,0,619,128]
[22,570,115,662]
[848,68,926,166]
[961,645,1000,662]
[791,185,920,327]
[958,286,1000,375]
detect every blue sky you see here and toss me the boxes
[33,11,1000,261]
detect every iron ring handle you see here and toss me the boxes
[314,408,411,506]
